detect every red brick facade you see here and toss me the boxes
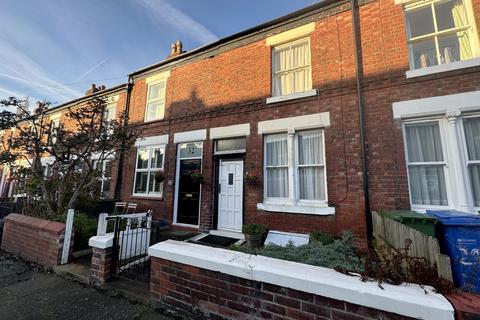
[1,213,69,267]
[112,0,480,248]
[150,257,414,320]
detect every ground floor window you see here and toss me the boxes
[93,159,113,199]
[133,145,164,197]
[263,129,327,204]
[402,114,480,212]
[404,122,448,206]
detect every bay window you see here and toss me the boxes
[262,129,328,213]
[145,81,166,121]
[404,0,478,70]
[133,145,164,196]
[271,38,312,97]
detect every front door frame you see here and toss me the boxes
[213,153,245,231]
[173,141,203,228]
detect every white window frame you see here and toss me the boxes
[93,158,113,199]
[459,113,480,212]
[404,0,480,71]
[132,145,165,197]
[271,37,312,98]
[401,119,453,212]
[49,118,60,145]
[294,130,328,205]
[144,80,166,122]
[263,133,290,202]
[260,129,331,215]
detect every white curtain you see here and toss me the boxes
[451,0,472,60]
[406,123,443,162]
[298,131,325,200]
[464,118,480,206]
[272,40,309,96]
[265,134,288,197]
[406,123,448,205]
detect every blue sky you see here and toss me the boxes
[0,0,317,105]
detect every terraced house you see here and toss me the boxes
[4,0,480,249]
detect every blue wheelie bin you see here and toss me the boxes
[426,210,480,293]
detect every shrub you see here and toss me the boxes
[362,239,455,293]
[231,231,364,273]
[242,224,267,235]
[310,231,335,245]
[55,212,97,251]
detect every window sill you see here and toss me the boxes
[406,57,480,79]
[266,89,317,105]
[257,201,335,215]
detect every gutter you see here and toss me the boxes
[351,0,373,241]
[114,77,133,200]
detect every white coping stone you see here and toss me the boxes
[135,134,169,147]
[89,233,114,249]
[210,123,250,140]
[174,129,207,143]
[149,240,455,320]
[392,90,480,119]
[257,112,330,135]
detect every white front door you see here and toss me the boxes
[218,160,243,232]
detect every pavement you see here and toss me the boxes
[0,250,175,320]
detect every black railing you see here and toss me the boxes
[109,211,152,284]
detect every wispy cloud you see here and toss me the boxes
[75,58,108,81]
[134,0,218,44]
[0,38,82,101]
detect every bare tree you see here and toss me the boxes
[0,96,137,217]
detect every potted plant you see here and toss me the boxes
[245,162,257,185]
[242,224,267,249]
[155,170,166,183]
[190,172,204,185]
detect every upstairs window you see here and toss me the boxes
[405,0,477,70]
[49,119,60,145]
[272,38,312,97]
[145,81,166,121]
[104,103,116,122]
[93,159,113,199]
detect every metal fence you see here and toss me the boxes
[108,211,152,284]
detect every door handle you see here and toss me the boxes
[218,184,221,194]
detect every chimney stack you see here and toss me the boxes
[85,83,106,96]
[168,40,184,58]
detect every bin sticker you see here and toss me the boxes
[457,239,480,266]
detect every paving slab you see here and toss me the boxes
[0,250,177,320]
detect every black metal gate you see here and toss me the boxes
[109,210,152,284]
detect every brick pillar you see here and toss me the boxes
[90,247,113,285]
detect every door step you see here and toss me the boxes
[209,229,245,240]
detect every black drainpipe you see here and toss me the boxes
[351,0,373,241]
[114,76,133,200]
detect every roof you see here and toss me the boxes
[129,0,345,77]
[42,82,127,116]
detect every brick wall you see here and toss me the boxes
[1,213,68,267]
[150,257,414,320]
[119,0,480,247]
[90,246,113,285]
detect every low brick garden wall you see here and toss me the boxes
[151,257,415,320]
[1,213,68,267]
[149,240,455,320]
